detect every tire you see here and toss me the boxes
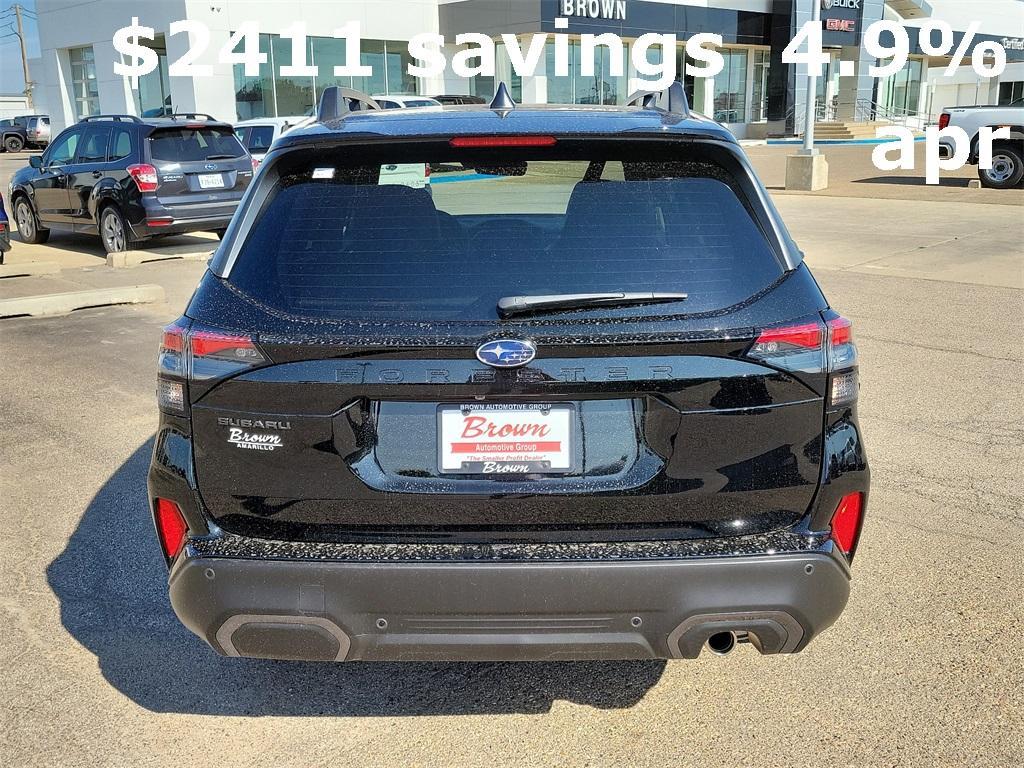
[4,135,25,153]
[99,205,134,254]
[14,197,50,244]
[978,145,1024,190]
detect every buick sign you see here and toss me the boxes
[476,340,537,368]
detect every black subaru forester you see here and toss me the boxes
[148,84,869,663]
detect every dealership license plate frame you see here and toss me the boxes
[197,173,225,189]
[437,403,574,475]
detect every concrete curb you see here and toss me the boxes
[107,249,213,268]
[0,284,165,318]
[0,261,62,279]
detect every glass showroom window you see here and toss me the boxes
[471,43,523,101]
[879,58,923,116]
[713,49,748,124]
[234,33,276,119]
[751,50,770,122]
[544,41,626,105]
[233,35,420,119]
[69,46,99,119]
[998,80,1024,105]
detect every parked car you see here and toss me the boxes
[432,94,487,106]
[937,98,1024,188]
[373,94,443,111]
[9,113,254,253]
[234,115,313,168]
[0,118,29,152]
[0,195,10,263]
[149,83,868,664]
[24,115,51,148]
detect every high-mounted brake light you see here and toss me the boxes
[127,163,159,193]
[449,136,557,148]
[830,492,865,558]
[154,498,188,559]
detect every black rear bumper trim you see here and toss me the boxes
[169,549,851,661]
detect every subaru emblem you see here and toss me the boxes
[205,163,217,171]
[476,339,537,368]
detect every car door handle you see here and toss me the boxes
[92,171,103,178]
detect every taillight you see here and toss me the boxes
[154,498,188,559]
[826,314,858,405]
[747,313,858,406]
[251,156,261,171]
[156,320,267,414]
[127,163,158,193]
[830,492,865,558]
[938,113,950,130]
[748,320,826,373]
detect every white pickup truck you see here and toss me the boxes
[937,100,1024,188]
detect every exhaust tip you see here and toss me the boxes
[706,631,736,656]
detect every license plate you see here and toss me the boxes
[438,404,573,475]
[197,173,224,189]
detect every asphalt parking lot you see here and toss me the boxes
[1,146,1022,767]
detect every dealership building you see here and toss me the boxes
[31,0,1024,138]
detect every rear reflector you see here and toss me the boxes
[146,217,173,227]
[830,492,864,557]
[155,498,188,559]
[449,136,558,148]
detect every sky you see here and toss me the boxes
[0,0,40,96]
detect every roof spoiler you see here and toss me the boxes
[626,81,690,118]
[317,86,381,122]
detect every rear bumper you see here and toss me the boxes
[132,199,240,238]
[168,543,851,662]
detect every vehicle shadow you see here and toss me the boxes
[47,441,667,716]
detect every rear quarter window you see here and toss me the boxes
[226,141,783,322]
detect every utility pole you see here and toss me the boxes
[13,4,33,109]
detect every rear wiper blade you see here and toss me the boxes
[497,292,688,317]
[205,154,237,160]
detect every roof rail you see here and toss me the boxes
[626,81,690,118]
[317,86,381,122]
[79,114,143,124]
[167,112,217,121]
[489,82,516,112]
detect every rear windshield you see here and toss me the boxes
[236,125,276,152]
[149,127,245,162]
[227,141,783,321]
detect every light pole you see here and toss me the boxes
[801,0,822,154]
[785,0,829,190]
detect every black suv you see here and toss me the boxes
[9,114,253,253]
[1,116,30,152]
[148,84,869,663]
